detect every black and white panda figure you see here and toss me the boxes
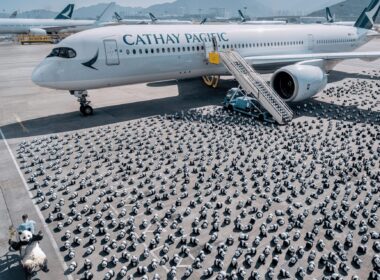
[9,230,49,275]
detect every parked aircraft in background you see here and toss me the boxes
[9,11,17,18]
[32,0,380,116]
[238,10,287,25]
[149,13,192,24]
[0,3,115,35]
[112,12,149,25]
[325,7,354,26]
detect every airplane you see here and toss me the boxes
[112,12,150,25]
[238,10,287,25]
[148,13,192,24]
[32,0,380,117]
[325,7,354,26]
[9,11,17,18]
[0,3,115,35]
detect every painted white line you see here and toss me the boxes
[0,129,73,280]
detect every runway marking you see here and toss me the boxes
[0,129,73,280]
[14,114,29,133]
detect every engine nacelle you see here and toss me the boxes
[271,65,327,102]
[29,28,47,35]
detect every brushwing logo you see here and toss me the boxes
[365,0,380,25]
[56,4,74,20]
[82,50,99,70]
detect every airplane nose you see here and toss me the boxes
[32,61,55,87]
[31,65,43,86]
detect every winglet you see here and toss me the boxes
[9,11,17,18]
[96,2,116,23]
[55,4,74,20]
[114,12,123,22]
[355,0,380,29]
[326,7,334,23]
[238,10,246,22]
[149,13,158,23]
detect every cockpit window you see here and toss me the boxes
[47,47,76,58]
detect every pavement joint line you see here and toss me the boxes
[0,128,73,280]
[13,114,28,133]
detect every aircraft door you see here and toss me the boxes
[103,39,120,65]
[308,34,314,51]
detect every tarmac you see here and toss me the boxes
[0,40,379,280]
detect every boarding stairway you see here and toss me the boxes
[219,50,293,125]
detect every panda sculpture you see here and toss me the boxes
[9,230,49,275]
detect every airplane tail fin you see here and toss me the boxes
[96,2,116,23]
[200,17,207,24]
[149,13,158,23]
[354,0,380,29]
[9,11,17,18]
[55,4,74,20]
[326,7,334,23]
[238,10,246,22]
[114,12,122,22]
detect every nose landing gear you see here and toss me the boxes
[70,90,93,116]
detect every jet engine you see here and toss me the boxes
[29,28,47,35]
[271,65,327,102]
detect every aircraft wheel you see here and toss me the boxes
[81,105,93,116]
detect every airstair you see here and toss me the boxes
[219,50,293,125]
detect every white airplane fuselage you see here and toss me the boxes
[32,24,372,91]
[0,18,95,34]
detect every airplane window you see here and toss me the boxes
[47,47,76,59]
[178,47,181,52]
[183,47,186,51]
[145,49,149,54]
[192,46,195,51]
[139,49,142,54]
[162,48,165,53]
[172,47,176,52]
[187,46,190,51]
[132,49,136,55]
[167,48,171,53]
[196,46,199,51]
[156,48,160,53]
[151,49,154,54]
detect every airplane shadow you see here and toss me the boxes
[2,77,379,140]
[291,98,380,125]
[328,70,380,83]
[1,78,237,139]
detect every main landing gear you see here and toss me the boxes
[70,90,93,116]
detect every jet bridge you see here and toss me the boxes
[216,50,294,125]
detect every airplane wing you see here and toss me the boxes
[245,52,380,66]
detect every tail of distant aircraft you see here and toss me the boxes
[95,2,116,24]
[355,0,380,29]
[200,17,207,24]
[9,11,17,18]
[238,10,247,22]
[326,7,334,23]
[114,12,123,22]
[55,4,74,20]
[149,13,158,23]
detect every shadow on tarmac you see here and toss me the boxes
[1,78,236,139]
[2,76,380,140]
[0,251,26,280]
